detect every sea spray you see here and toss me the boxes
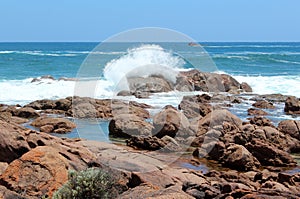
[103,44,186,85]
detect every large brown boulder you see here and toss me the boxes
[278,120,300,140]
[222,144,260,171]
[109,114,153,138]
[194,109,243,136]
[152,106,191,138]
[31,117,76,134]
[0,146,69,198]
[176,69,252,93]
[284,96,300,114]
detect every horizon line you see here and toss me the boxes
[1,41,300,43]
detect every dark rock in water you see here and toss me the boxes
[58,77,78,81]
[252,100,275,109]
[222,144,260,171]
[247,108,268,116]
[31,117,76,133]
[152,105,191,138]
[178,95,212,119]
[245,139,296,167]
[240,82,253,92]
[109,114,153,138]
[278,120,300,140]
[249,116,274,127]
[284,96,300,115]
[31,75,55,83]
[117,90,132,97]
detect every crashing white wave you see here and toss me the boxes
[103,44,186,85]
[233,75,300,97]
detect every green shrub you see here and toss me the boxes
[53,168,119,199]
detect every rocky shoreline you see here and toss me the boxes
[0,70,300,198]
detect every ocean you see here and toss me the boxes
[1,42,300,141]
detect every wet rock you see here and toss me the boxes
[31,117,76,134]
[0,146,69,198]
[247,108,268,116]
[252,100,275,109]
[152,106,191,138]
[222,144,260,171]
[284,96,300,114]
[278,120,300,140]
[109,114,153,138]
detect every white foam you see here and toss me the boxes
[0,78,113,105]
[233,75,300,97]
[103,44,185,85]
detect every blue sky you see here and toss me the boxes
[0,0,299,42]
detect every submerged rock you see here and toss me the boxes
[247,108,268,116]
